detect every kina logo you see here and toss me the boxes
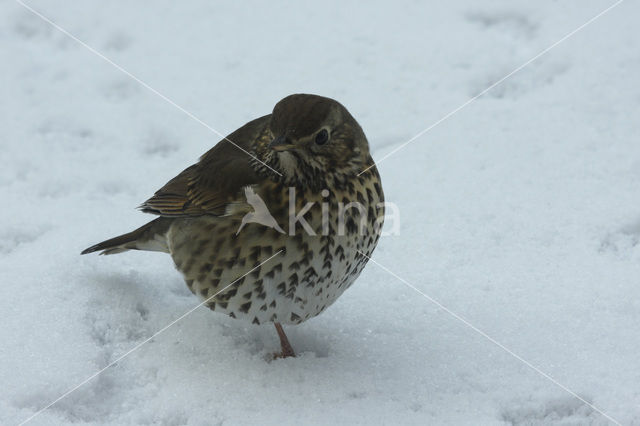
[236,187,285,235]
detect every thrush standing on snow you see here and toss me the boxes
[82,94,385,357]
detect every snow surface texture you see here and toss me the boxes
[2,1,639,425]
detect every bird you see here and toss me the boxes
[82,94,385,358]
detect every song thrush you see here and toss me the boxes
[82,94,385,357]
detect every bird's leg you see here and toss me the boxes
[273,322,295,358]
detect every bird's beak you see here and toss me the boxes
[269,135,296,151]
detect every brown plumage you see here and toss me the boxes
[82,94,384,358]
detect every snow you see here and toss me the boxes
[2,0,640,424]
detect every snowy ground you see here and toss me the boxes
[2,0,640,424]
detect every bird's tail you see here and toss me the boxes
[81,218,172,255]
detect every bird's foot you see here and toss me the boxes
[273,322,296,359]
[272,346,296,359]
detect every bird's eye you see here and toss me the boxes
[315,129,329,145]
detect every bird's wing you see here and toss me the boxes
[139,115,271,217]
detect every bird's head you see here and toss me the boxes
[263,94,372,188]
